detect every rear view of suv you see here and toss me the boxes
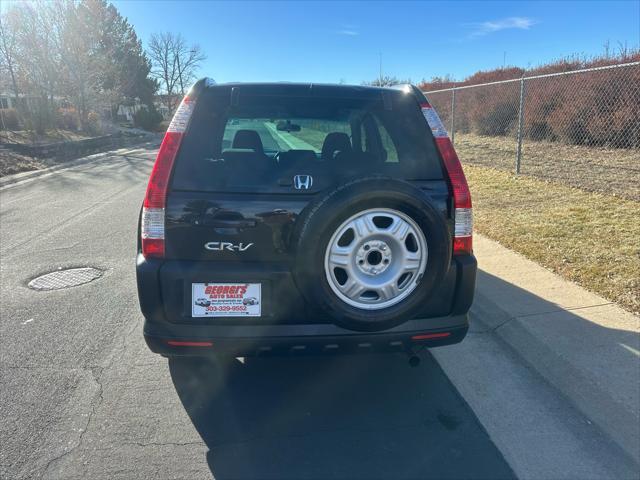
[136,80,476,358]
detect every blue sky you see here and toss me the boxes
[83,1,640,83]
[113,0,640,84]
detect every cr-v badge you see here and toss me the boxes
[205,242,253,252]
[294,175,313,190]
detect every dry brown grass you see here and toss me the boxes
[0,149,45,176]
[466,164,640,313]
[0,129,94,146]
[455,133,640,201]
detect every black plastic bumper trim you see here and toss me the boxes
[143,314,469,357]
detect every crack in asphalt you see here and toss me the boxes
[2,184,136,256]
[38,296,144,478]
[2,147,158,479]
[40,367,104,478]
[0,365,104,370]
[120,419,458,452]
[123,441,205,448]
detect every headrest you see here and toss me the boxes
[232,129,264,154]
[321,132,352,161]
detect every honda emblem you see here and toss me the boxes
[293,175,313,190]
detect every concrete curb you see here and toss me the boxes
[0,139,160,190]
[472,295,640,466]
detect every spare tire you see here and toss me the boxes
[293,177,451,332]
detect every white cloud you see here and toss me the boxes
[468,17,537,37]
[336,24,359,36]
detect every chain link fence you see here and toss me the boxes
[424,62,640,200]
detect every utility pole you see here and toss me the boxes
[379,52,383,85]
[176,54,184,95]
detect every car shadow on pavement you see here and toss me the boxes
[169,351,515,480]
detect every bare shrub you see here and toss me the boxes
[55,107,79,131]
[0,108,20,130]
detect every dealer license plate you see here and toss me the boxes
[192,283,261,317]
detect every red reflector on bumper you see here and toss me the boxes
[453,236,473,255]
[411,332,451,341]
[166,340,213,347]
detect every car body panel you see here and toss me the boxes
[136,81,477,355]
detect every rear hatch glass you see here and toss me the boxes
[171,87,443,193]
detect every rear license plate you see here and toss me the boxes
[192,283,261,317]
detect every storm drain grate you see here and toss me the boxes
[28,267,104,291]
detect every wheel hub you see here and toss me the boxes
[324,208,428,310]
[355,240,392,275]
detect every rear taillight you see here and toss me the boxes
[421,101,473,255]
[411,332,452,341]
[141,96,195,258]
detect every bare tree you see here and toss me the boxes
[8,1,64,133]
[58,0,105,131]
[174,36,206,95]
[362,75,412,87]
[0,12,21,102]
[1,0,159,134]
[147,32,206,113]
[148,32,180,113]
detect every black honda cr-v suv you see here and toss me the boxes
[136,80,476,358]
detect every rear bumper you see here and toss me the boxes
[138,253,476,357]
[143,314,469,357]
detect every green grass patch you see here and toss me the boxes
[466,164,640,314]
[289,127,326,151]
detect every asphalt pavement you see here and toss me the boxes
[3,135,637,480]
[0,144,515,480]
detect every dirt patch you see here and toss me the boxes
[0,129,108,177]
[466,164,639,314]
[0,131,157,178]
[0,129,96,146]
[455,133,640,201]
[0,149,46,176]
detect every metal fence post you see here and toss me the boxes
[515,77,526,174]
[450,88,456,144]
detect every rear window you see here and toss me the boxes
[171,89,442,193]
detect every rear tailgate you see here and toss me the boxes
[159,182,458,326]
[157,83,458,324]
[164,191,306,262]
